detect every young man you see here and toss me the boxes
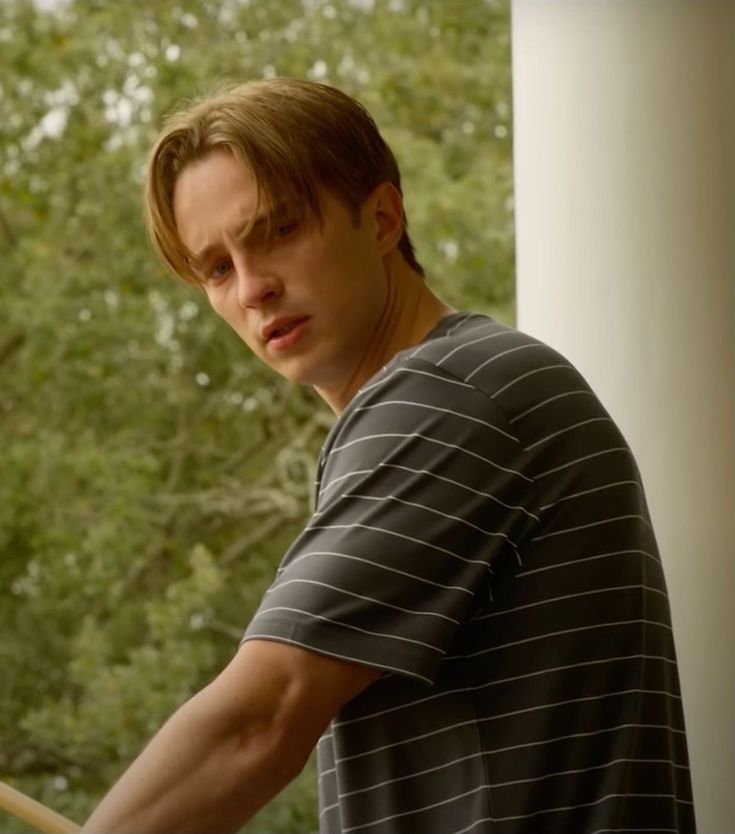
[82,79,695,833]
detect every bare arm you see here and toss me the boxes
[81,639,381,834]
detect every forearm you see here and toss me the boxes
[81,683,300,834]
[81,639,378,833]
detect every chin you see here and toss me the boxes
[270,361,315,387]
[270,350,345,391]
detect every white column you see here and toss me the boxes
[511,1,735,831]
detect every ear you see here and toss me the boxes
[368,182,405,257]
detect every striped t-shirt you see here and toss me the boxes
[244,312,695,834]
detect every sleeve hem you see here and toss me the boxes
[241,614,438,686]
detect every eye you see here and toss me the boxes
[275,219,299,238]
[207,258,232,284]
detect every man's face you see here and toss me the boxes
[173,150,392,406]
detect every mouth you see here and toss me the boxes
[267,320,303,340]
[264,317,310,351]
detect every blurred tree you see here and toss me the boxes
[0,0,513,830]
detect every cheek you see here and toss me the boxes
[203,286,218,309]
[207,290,261,350]
[205,287,232,322]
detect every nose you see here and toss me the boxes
[233,253,280,309]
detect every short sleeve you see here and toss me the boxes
[242,359,537,684]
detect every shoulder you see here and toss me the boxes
[327,319,525,462]
[316,319,532,510]
[408,313,585,403]
[341,313,528,421]
[328,311,592,445]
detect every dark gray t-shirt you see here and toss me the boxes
[244,313,695,834]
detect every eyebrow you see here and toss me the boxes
[189,203,294,271]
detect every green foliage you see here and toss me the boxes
[0,0,513,830]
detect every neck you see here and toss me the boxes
[318,258,454,414]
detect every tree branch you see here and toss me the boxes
[205,620,243,642]
[0,204,18,250]
[221,514,292,566]
[0,331,26,368]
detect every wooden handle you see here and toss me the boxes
[0,780,80,833]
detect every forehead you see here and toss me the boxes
[172,150,259,253]
[172,149,330,264]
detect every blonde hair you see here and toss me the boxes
[144,78,423,284]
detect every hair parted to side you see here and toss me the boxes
[144,77,423,285]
